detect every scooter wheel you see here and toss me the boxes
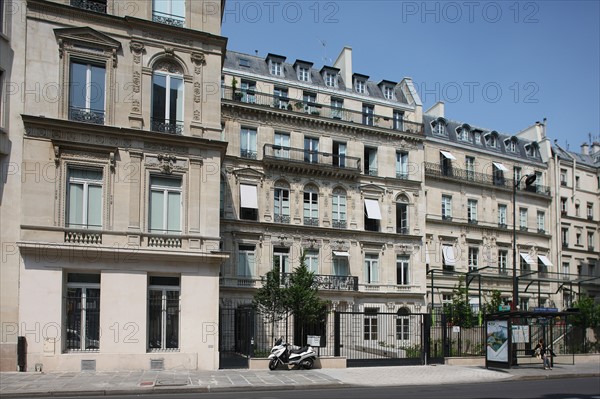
[302,358,314,370]
[268,359,278,370]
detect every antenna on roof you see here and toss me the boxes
[319,39,332,65]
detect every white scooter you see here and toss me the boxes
[268,337,317,370]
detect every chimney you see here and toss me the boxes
[334,47,353,92]
[592,142,600,155]
[581,142,589,155]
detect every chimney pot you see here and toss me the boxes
[581,143,589,155]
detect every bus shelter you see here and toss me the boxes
[485,310,578,369]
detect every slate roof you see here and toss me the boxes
[423,114,544,163]
[224,50,408,104]
[554,144,600,168]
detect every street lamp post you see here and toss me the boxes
[512,173,537,311]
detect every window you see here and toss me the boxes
[474,132,481,144]
[69,61,106,125]
[442,195,452,220]
[332,253,349,276]
[465,156,475,180]
[298,67,310,82]
[269,60,283,76]
[273,247,290,276]
[520,297,529,311]
[432,120,446,135]
[303,92,317,114]
[440,151,454,176]
[442,245,456,272]
[149,176,182,234]
[396,308,410,340]
[457,127,469,142]
[396,151,408,179]
[493,163,506,186]
[587,203,594,219]
[240,127,257,159]
[273,185,290,224]
[237,245,256,277]
[65,273,100,351]
[576,232,582,246]
[303,185,319,226]
[273,87,289,109]
[525,144,536,157]
[364,199,381,232]
[152,63,184,134]
[239,58,250,68]
[467,199,478,224]
[219,178,225,217]
[365,254,379,283]
[331,98,343,119]
[364,146,377,176]
[148,276,180,351]
[240,80,256,103]
[332,188,347,229]
[468,247,479,272]
[364,307,378,340]
[393,110,404,130]
[305,250,319,273]
[396,256,410,285]
[333,141,346,168]
[514,167,522,185]
[396,198,408,234]
[520,253,532,272]
[304,137,319,163]
[562,228,569,247]
[562,262,569,279]
[575,203,580,217]
[498,250,508,275]
[355,79,366,94]
[324,72,337,87]
[486,134,497,148]
[588,232,595,250]
[362,104,374,126]
[239,184,258,220]
[67,168,103,229]
[498,204,507,227]
[537,211,545,233]
[383,86,395,100]
[560,169,568,186]
[274,132,290,158]
[505,139,516,152]
[561,198,568,214]
[519,208,527,230]
[153,0,185,27]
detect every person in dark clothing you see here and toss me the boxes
[533,338,553,370]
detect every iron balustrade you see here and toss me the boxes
[69,106,105,125]
[281,272,359,291]
[70,0,107,13]
[274,214,290,224]
[263,143,361,171]
[332,219,347,229]
[240,149,257,159]
[152,11,185,27]
[151,118,183,135]
[303,217,319,226]
[223,87,424,134]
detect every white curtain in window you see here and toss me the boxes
[150,190,165,232]
[442,245,456,266]
[365,256,379,283]
[237,251,255,277]
[333,194,346,221]
[167,191,181,232]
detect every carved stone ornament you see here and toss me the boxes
[191,52,206,74]
[194,82,201,103]
[153,60,183,74]
[157,154,177,174]
[130,41,145,64]
[193,109,201,121]
[131,99,140,113]
[132,71,141,93]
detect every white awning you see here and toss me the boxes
[440,150,456,160]
[240,184,258,209]
[442,245,456,266]
[364,199,382,220]
[425,244,430,265]
[538,255,553,267]
[520,252,535,265]
[333,251,350,257]
[493,162,509,172]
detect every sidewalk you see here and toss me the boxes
[1,361,598,397]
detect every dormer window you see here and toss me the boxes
[525,143,537,157]
[383,86,394,100]
[432,118,447,135]
[485,132,499,148]
[266,53,286,77]
[474,132,481,144]
[298,67,310,82]
[355,80,366,94]
[457,125,470,142]
[324,72,336,87]
[505,137,517,152]
[239,58,250,68]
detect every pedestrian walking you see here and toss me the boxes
[533,338,554,370]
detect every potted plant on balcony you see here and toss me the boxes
[231,77,243,101]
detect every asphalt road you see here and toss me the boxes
[26,377,600,399]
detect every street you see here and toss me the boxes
[15,377,600,399]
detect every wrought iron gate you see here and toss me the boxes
[219,306,255,369]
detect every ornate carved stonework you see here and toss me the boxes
[132,71,141,93]
[191,52,206,74]
[193,110,201,121]
[144,142,188,154]
[145,154,188,174]
[26,127,132,148]
[194,82,201,103]
[131,99,140,113]
[141,31,193,46]
[130,41,145,64]
[153,60,183,74]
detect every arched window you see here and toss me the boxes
[332,187,347,229]
[303,184,319,226]
[396,194,409,234]
[432,118,447,135]
[151,59,184,134]
[396,307,410,340]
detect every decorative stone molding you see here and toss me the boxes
[129,40,145,64]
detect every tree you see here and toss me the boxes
[252,261,286,343]
[444,277,477,328]
[570,295,600,329]
[483,290,503,315]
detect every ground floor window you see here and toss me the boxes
[364,307,378,341]
[396,307,410,340]
[148,276,180,351]
[65,273,100,351]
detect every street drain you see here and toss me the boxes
[156,379,189,387]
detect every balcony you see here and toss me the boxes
[396,227,409,234]
[147,234,182,248]
[282,273,359,291]
[241,149,257,160]
[70,0,107,13]
[69,106,104,125]
[64,229,102,244]
[303,217,319,227]
[332,219,347,229]
[152,11,185,27]
[223,87,424,134]
[274,214,290,224]
[151,118,183,135]
[498,223,508,229]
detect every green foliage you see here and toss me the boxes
[285,251,328,327]
[483,290,503,315]
[401,344,422,358]
[444,277,477,328]
[252,261,286,323]
[570,295,600,328]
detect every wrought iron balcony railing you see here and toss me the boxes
[69,106,105,125]
[263,144,361,171]
[223,87,424,134]
[303,217,319,226]
[274,214,290,224]
[332,219,347,229]
[152,11,185,27]
[70,0,107,13]
[151,118,183,135]
[241,149,257,159]
[281,273,359,291]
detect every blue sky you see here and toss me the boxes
[222,0,600,151]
